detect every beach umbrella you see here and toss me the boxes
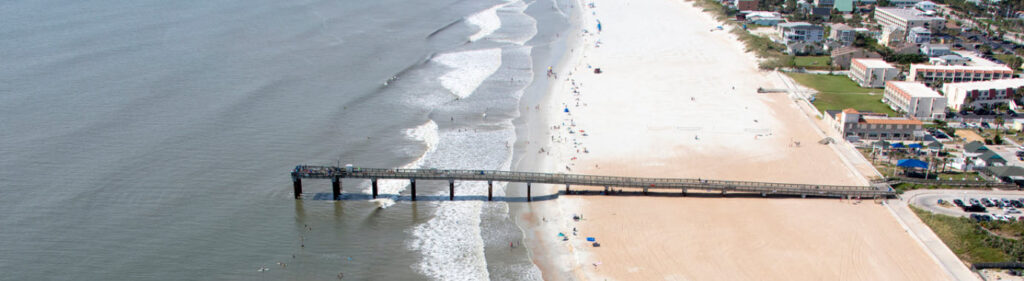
[896,159,928,169]
[586,237,596,242]
[564,108,569,113]
[908,143,924,149]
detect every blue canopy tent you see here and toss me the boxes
[890,143,906,148]
[897,159,928,169]
[907,143,924,149]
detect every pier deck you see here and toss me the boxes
[291,165,895,201]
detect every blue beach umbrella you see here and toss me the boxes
[908,143,924,149]
[897,159,928,169]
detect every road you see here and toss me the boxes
[906,189,1024,218]
[888,194,982,281]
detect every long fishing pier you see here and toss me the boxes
[291,165,895,200]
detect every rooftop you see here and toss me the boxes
[853,58,896,69]
[862,117,923,125]
[944,78,1024,91]
[887,81,943,98]
[876,7,944,21]
[910,64,1013,72]
[777,22,819,28]
[922,44,950,50]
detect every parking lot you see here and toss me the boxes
[907,189,1024,221]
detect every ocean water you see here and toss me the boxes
[0,0,574,280]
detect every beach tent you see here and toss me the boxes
[897,159,928,169]
[564,108,570,113]
[908,143,924,149]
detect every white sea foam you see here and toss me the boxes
[408,127,517,280]
[467,3,507,42]
[489,0,538,45]
[372,120,440,195]
[433,48,503,98]
[370,198,396,209]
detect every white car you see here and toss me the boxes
[1007,208,1022,214]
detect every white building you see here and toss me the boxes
[745,11,784,26]
[929,54,969,66]
[914,1,937,11]
[874,7,945,32]
[908,64,1015,86]
[920,44,951,57]
[883,81,947,119]
[849,58,900,88]
[907,26,931,44]
[942,78,1024,110]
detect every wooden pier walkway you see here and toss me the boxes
[291,165,895,200]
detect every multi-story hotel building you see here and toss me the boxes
[825,108,924,140]
[908,64,1014,86]
[849,58,899,88]
[942,78,1024,110]
[874,8,944,32]
[883,81,947,119]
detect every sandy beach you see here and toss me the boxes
[515,0,955,279]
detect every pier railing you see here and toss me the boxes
[291,165,895,200]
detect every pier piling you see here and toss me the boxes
[565,184,570,194]
[332,177,341,200]
[527,182,532,202]
[449,179,455,201]
[372,178,378,199]
[410,179,416,201]
[487,181,493,201]
[293,177,302,199]
[604,185,609,195]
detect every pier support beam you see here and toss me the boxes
[410,179,416,201]
[801,194,807,199]
[721,189,727,196]
[487,181,493,201]
[332,177,341,200]
[604,186,609,195]
[293,177,302,199]
[372,178,378,199]
[643,187,649,195]
[527,182,532,202]
[449,179,455,201]
[681,187,687,196]
[565,184,570,194]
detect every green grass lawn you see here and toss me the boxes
[786,73,896,115]
[792,56,831,69]
[911,206,1012,264]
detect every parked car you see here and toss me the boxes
[982,198,995,207]
[954,199,966,207]
[971,198,981,205]
[1003,198,1012,206]
[996,200,1005,208]
[1007,208,1022,214]
[1011,200,1023,208]
[965,204,987,212]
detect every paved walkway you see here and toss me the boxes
[886,197,980,281]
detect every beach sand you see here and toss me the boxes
[515,0,955,280]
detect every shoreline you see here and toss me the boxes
[514,0,954,280]
[507,0,586,279]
